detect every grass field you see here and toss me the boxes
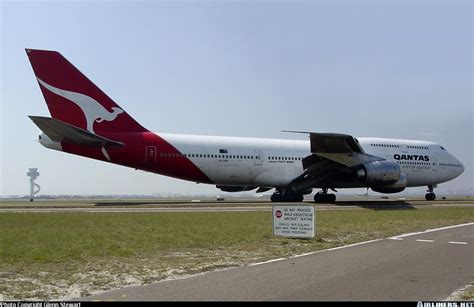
[0,206,473,300]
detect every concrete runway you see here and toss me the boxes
[86,223,474,301]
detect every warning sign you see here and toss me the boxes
[272,205,315,238]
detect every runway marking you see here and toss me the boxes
[389,222,474,240]
[448,241,468,245]
[251,223,474,268]
[416,239,434,243]
[249,258,287,266]
[249,239,383,267]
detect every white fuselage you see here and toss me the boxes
[39,131,464,190]
[160,133,464,188]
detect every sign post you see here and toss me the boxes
[273,205,315,238]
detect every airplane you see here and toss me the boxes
[26,49,465,202]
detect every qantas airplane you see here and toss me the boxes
[26,49,464,202]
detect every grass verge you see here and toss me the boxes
[0,207,472,300]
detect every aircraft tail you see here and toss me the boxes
[26,49,147,135]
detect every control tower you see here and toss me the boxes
[27,168,41,201]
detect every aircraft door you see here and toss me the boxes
[254,150,263,166]
[145,146,157,166]
[431,157,438,172]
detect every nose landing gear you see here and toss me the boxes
[425,185,436,201]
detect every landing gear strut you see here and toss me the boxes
[425,185,436,201]
[313,188,336,203]
[270,189,304,202]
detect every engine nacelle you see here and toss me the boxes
[371,174,407,193]
[357,161,401,186]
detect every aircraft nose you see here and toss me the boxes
[455,157,464,177]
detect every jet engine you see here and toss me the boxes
[357,161,401,186]
[371,174,407,193]
[356,161,407,193]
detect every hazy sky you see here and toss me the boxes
[1,0,472,196]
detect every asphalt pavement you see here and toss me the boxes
[86,223,474,301]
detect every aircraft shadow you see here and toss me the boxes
[329,200,416,210]
[95,201,166,206]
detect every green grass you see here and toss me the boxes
[460,285,474,301]
[0,207,472,300]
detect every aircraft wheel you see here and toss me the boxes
[425,193,436,201]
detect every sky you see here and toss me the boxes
[1,0,472,197]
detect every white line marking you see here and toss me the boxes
[298,239,383,255]
[250,258,286,266]
[448,241,468,245]
[252,223,473,267]
[389,222,474,240]
[250,239,383,266]
[254,223,474,267]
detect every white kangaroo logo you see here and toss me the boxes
[37,78,124,134]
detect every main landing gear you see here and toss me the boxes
[425,185,436,201]
[313,188,336,203]
[270,189,304,202]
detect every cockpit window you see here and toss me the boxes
[440,146,445,150]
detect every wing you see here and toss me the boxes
[29,116,124,147]
[283,131,385,192]
[283,131,383,167]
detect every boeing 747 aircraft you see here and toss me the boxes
[26,49,464,202]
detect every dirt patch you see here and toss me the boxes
[0,250,265,300]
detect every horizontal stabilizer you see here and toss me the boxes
[29,116,124,147]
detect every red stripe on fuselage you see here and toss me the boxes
[61,131,213,184]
